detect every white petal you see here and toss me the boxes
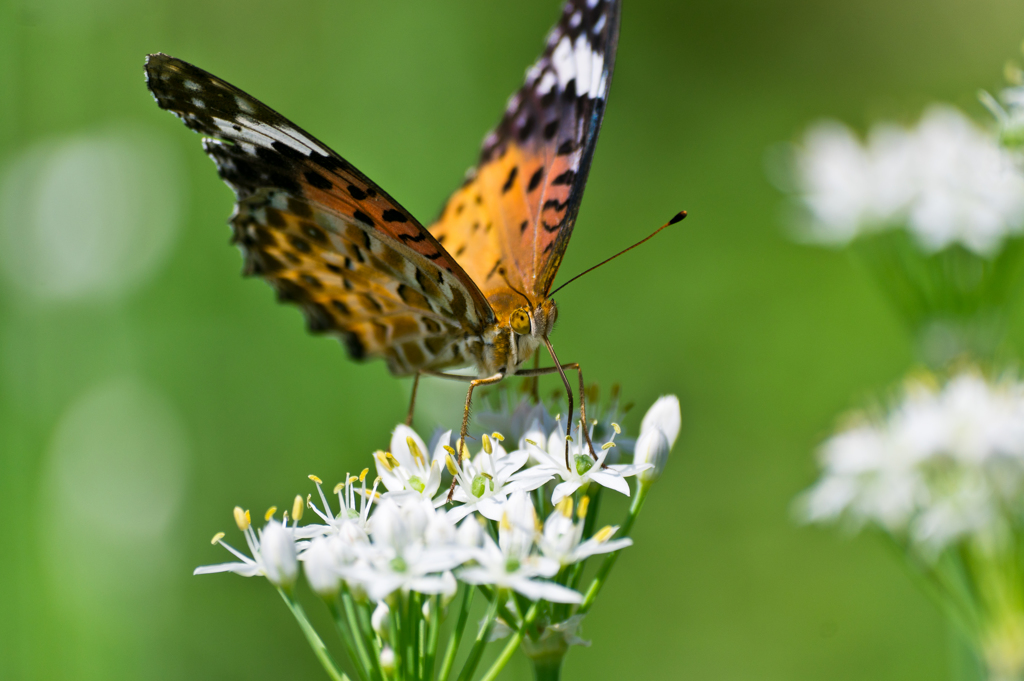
[588,470,631,496]
[640,395,681,448]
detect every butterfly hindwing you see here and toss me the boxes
[430,0,620,300]
[145,53,497,374]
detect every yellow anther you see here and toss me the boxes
[578,496,590,519]
[333,482,345,494]
[445,453,459,476]
[308,474,323,485]
[601,442,616,450]
[211,532,225,545]
[375,450,392,471]
[499,512,511,531]
[611,422,621,434]
[264,506,277,522]
[482,434,493,455]
[556,497,573,517]
[593,525,615,543]
[459,441,470,461]
[566,435,573,443]
[359,468,369,482]
[374,476,382,486]
[407,437,425,465]
[362,489,382,500]
[292,495,304,521]
[386,452,401,468]
[306,493,312,507]
[234,506,250,531]
[443,445,456,455]
[525,439,537,446]
[491,432,505,442]
[348,475,359,485]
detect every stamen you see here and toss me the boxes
[601,442,616,450]
[292,495,304,521]
[234,506,250,531]
[593,525,615,543]
[334,481,345,494]
[445,453,459,476]
[407,437,426,465]
[499,512,511,531]
[348,475,359,485]
[525,439,538,446]
[556,497,573,517]
[211,531,225,545]
[385,452,401,468]
[491,432,505,442]
[308,474,323,485]
[264,506,277,522]
[359,468,369,482]
[375,450,392,471]
[611,422,621,434]
[578,496,590,519]
[482,434,493,455]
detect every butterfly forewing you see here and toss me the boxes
[430,0,620,300]
[145,53,495,375]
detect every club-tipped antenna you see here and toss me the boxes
[547,211,687,297]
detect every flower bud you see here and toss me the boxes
[301,536,341,597]
[260,520,298,588]
[634,395,680,485]
[379,646,395,674]
[372,601,391,638]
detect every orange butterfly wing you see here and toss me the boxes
[145,54,495,375]
[430,0,620,301]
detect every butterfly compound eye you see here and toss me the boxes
[509,308,532,335]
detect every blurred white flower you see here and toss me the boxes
[345,498,464,600]
[195,509,298,588]
[458,492,582,603]
[791,106,1024,256]
[800,371,1024,554]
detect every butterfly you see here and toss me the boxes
[145,0,676,474]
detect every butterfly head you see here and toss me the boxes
[508,298,557,341]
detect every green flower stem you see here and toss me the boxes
[329,599,371,681]
[455,592,502,681]
[341,589,379,681]
[423,595,442,681]
[354,598,385,681]
[388,593,405,681]
[278,588,351,681]
[438,585,474,681]
[478,602,541,681]
[530,659,562,681]
[578,482,649,615]
[476,585,521,630]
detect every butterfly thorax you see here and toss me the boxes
[472,292,556,377]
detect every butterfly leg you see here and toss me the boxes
[404,372,421,426]
[421,370,506,503]
[516,359,597,465]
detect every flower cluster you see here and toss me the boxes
[789,106,1024,256]
[799,371,1024,555]
[196,393,681,681]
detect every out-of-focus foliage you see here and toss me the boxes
[2,0,1023,679]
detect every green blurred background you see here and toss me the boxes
[2,0,1023,679]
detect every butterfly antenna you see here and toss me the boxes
[499,267,533,306]
[547,211,687,297]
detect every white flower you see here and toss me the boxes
[376,424,449,501]
[344,498,465,600]
[371,601,390,638]
[195,508,298,588]
[634,395,681,484]
[379,646,395,675]
[513,420,651,504]
[296,471,379,540]
[800,371,1024,554]
[441,433,542,522]
[538,498,632,566]
[458,492,582,604]
[791,107,1024,256]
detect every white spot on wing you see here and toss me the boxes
[192,98,205,109]
[183,80,200,91]
[235,96,254,114]
[537,71,557,96]
[552,36,575,89]
[280,126,329,156]
[569,11,582,28]
[594,13,607,33]
[574,35,593,97]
